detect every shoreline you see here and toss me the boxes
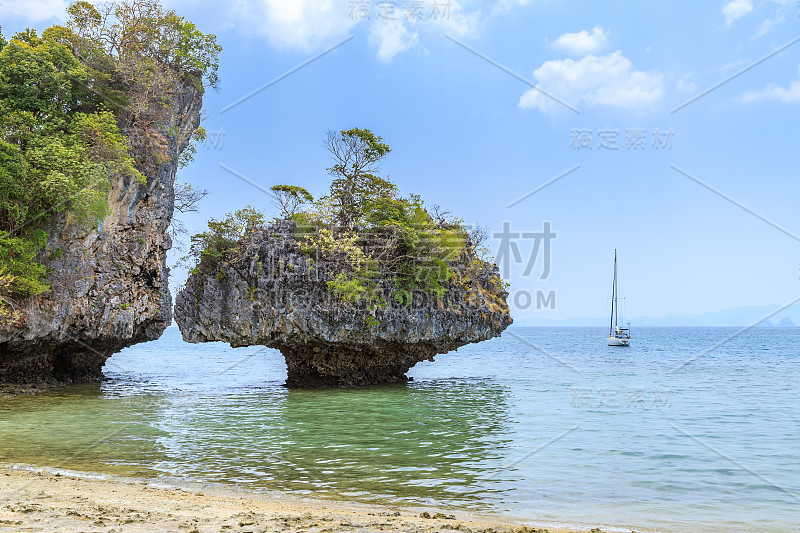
[0,467,645,533]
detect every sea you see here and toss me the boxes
[1,326,798,533]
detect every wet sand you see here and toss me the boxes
[0,468,614,533]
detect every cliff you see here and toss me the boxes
[175,220,512,387]
[0,84,203,383]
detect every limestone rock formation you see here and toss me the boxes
[175,220,512,387]
[0,85,203,384]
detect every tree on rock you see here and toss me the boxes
[322,128,394,230]
[271,185,314,218]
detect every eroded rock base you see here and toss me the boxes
[281,344,434,388]
[0,341,116,384]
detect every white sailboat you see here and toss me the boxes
[607,249,631,346]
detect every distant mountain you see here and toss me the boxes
[511,316,606,327]
[512,304,800,327]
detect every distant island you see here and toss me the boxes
[513,304,800,327]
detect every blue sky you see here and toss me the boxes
[3,0,800,323]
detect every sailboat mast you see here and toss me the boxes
[614,250,618,330]
[609,250,616,335]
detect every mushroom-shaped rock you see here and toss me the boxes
[175,220,512,387]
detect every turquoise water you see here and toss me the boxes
[1,327,798,532]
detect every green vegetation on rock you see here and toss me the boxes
[0,0,220,324]
[186,128,495,311]
[185,207,266,273]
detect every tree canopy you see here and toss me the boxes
[321,128,394,229]
[271,185,314,218]
[0,0,220,325]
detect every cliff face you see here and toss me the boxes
[175,220,512,387]
[0,85,203,384]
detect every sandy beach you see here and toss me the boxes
[0,468,604,533]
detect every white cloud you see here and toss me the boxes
[677,73,697,93]
[519,51,664,112]
[550,26,609,56]
[367,0,479,61]
[369,18,419,62]
[0,0,67,22]
[741,70,800,102]
[492,0,533,15]
[754,10,786,38]
[227,0,358,52]
[219,0,479,62]
[722,0,753,26]
[428,3,482,38]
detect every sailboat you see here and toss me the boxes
[607,249,631,346]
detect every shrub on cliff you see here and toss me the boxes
[0,0,220,323]
[185,207,266,272]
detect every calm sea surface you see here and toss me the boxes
[1,327,798,532]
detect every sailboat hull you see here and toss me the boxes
[607,335,630,346]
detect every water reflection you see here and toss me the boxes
[0,378,514,510]
[152,379,514,508]
[0,383,168,476]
